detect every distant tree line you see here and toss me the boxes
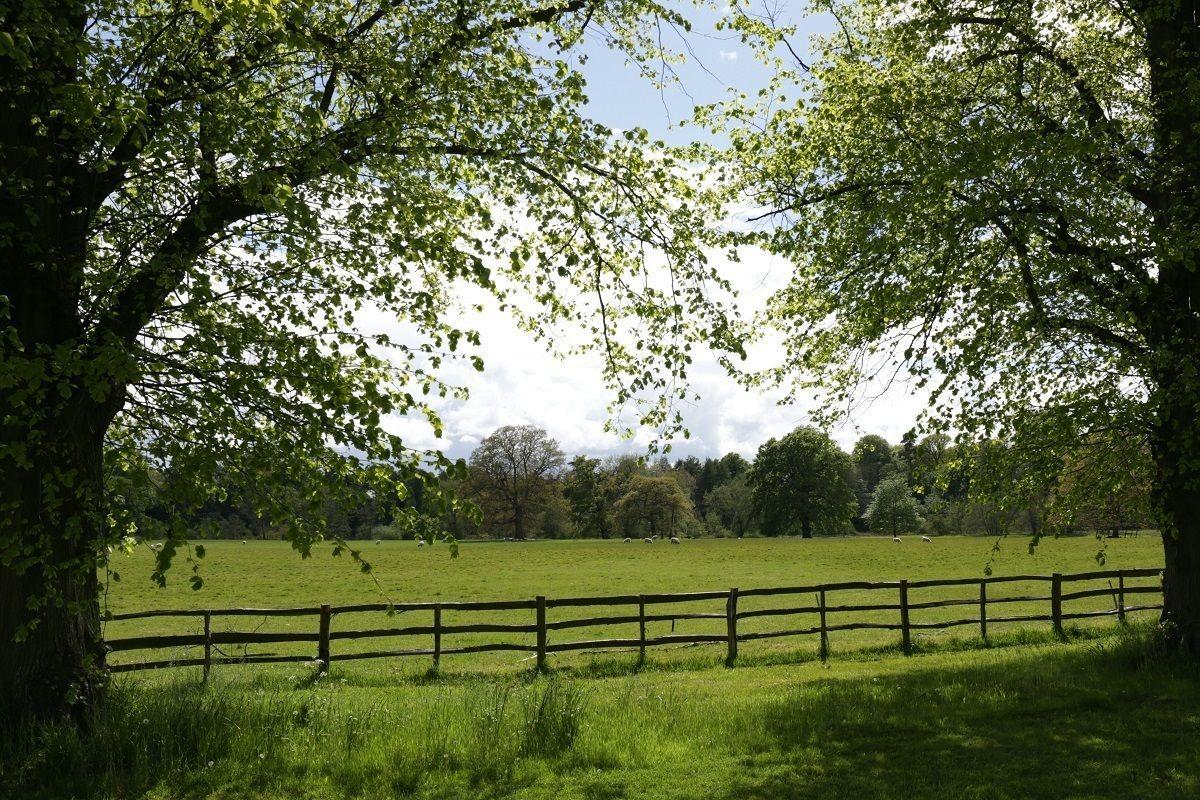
[121,422,1155,542]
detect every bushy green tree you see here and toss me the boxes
[1,0,739,721]
[748,427,857,538]
[865,476,924,537]
[722,0,1200,650]
[705,474,756,537]
[562,456,612,538]
[615,475,693,539]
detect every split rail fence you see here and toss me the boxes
[106,567,1163,677]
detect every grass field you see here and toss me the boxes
[102,534,1165,676]
[5,534,1195,799]
[7,626,1200,799]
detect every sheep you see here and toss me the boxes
[623,537,632,543]
[892,536,902,543]
[241,540,247,544]
[643,537,653,543]
[375,539,382,545]
[417,539,426,547]
[669,536,681,545]
[921,535,932,543]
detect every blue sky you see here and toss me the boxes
[384,4,930,463]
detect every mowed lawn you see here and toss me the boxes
[103,534,1164,675]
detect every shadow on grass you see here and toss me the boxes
[720,629,1200,800]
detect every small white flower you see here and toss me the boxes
[258,752,266,759]
[207,760,214,768]
[142,718,149,724]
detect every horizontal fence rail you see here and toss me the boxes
[105,567,1164,676]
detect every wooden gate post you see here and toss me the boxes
[899,579,911,655]
[726,588,739,666]
[1117,574,1127,623]
[535,595,547,672]
[818,590,829,662]
[979,581,988,642]
[637,595,647,666]
[432,604,442,671]
[202,611,212,681]
[318,604,332,670]
[1051,573,1063,637]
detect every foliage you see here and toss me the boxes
[615,474,693,538]
[562,456,613,538]
[1,0,747,718]
[864,476,924,536]
[713,0,1200,644]
[705,474,757,537]
[748,427,857,537]
[469,425,565,539]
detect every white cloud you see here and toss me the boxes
[378,245,930,462]
[718,49,739,62]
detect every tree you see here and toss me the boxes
[615,475,693,538]
[469,426,565,539]
[865,476,924,537]
[705,474,757,537]
[748,427,857,538]
[852,435,895,498]
[562,456,612,538]
[1,1,739,723]
[724,0,1200,650]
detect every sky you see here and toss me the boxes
[386,3,932,463]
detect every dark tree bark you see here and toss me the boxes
[1141,0,1200,654]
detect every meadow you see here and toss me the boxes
[5,534,1196,800]
[102,534,1164,676]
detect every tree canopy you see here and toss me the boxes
[718,0,1200,650]
[1,0,742,723]
[865,476,924,537]
[748,427,857,537]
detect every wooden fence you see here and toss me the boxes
[106,567,1163,676]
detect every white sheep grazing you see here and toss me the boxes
[892,536,902,543]
[417,539,426,547]
[921,535,932,543]
[241,540,247,544]
[643,537,653,543]
[375,539,382,545]
[669,536,681,545]
[623,537,632,543]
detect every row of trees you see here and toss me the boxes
[172,423,1154,542]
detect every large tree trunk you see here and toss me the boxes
[0,414,111,726]
[1142,0,1200,655]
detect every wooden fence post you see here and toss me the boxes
[726,588,739,666]
[1051,573,1063,637]
[899,579,911,655]
[318,604,331,670]
[202,611,212,681]
[637,595,647,666]
[818,590,829,662]
[535,595,547,672]
[1117,574,1127,623]
[979,581,988,642]
[432,604,442,671]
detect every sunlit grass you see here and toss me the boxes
[6,623,1198,799]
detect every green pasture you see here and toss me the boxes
[102,535,1164,677]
